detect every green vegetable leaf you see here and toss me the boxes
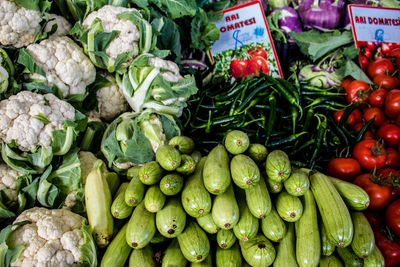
[336,59,372,84]
[290,30,354,62]
[78,221,98,267]
[149,0,197,19]
[156,18,181,60]
[190,8,219,50]
[343,45,359,59]
[17,49,46,76]
[14,0,41,11]
[130,0,150,8]
[33,113,50,124]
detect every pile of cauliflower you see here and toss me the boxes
[0,0,199,266]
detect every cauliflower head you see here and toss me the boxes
[0,91,75,152]
[148,56,183,83]
[0,163,22,204]
[0,0,71,48]
[78,151,107,184]
[95,75,128,121]
[81,5,140,69]
[8,207,96,267]
[26,36,96,97]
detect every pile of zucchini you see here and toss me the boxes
[99,130,382,267]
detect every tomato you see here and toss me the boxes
[363,47,373,59]
[247,56,269,76]
[385,90,400,118]
[359,53,369,70]
[389,47,400,57]
[376,123,400,147]
[364,211,384,229]
[362,130,375,140]
[366,41,377,51]
[353,139,387,170]
[382,42,394,55]
[368,88,387,107]
[333,110,356,126]
[247,46,268,59]
[374,47,384,60]
[340,77,354,90]
[326,158,361,182]
[385,147,400,168]
[367,58,395,78]
[374,230,400,267]
[352,109,362,123]
[362,107,385,126]
[386,200,400,238]
[353,173,392,209]
[353,122,364,131]
[345,80,370,104]
[229,59,248,79]
[372,74,400,90]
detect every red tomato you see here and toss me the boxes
[374,230,400,267]
[389,47,400,57]
[385,147,400,168]
[333,110,356,126]
[386,200,400,238]
[229,59,248,79]
[359,54,369,70]
[367,58,395,78]
[326,158,361,182]
[352,109,362,123]
[368,88,387,107]
[366,41,376,51]
[382,42,394,55]
[385,90,400,118]
[247,56,269,76]
[363,47,373,59]
[376,168,400,186]
[362,107,385,126]
[353,173,392,209]
[396,56,400,70]
[353,140,387,170]
[340,77,354,90]
[362,130,375,140]
[353,122,364,131]
[364,211,384,229]
[376,123,400,147]
[374,47,384,60]
[373,74,400,90]
[247,46,268,59]
[345,80,370,104]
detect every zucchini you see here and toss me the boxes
[101,223,131,267]
[111,182,133,219]
[319,255,344,267]
[330,176,370,211]
[364,246,384,267]
[337,246,364,267]
[216,242,242,267]
[261,206,286,243]
[159,173,184,196]
[126,201,156,249]
[276,191,303,222]
[224,130,250,155]
[295,190,320,267]
[244,177,272,219]
[181,157,212,217]
[168,136,195,154]
[309,172,353,248]
[196,213,219,234]
[144,184,166,213]
[266,176,283,194]
[139,161,164,185]
[230,154,261,189]
[176,154,196,175]
[156,198,186,238]
[190,254,213,267]
[233,198,259,242]
[217,229,237,249]
[177,220,210,263]
[321,220,335,256]
[129,246,156,267]
[212,185,239,229]
[125,174,145,207]
[266,150,291,182]
[351,212,375,258]
[284,169,310,196]
[240,234,276,267]
[273,223,298,267]
[162,239,187,267]
[156,144,182,171]
[203,144,231,194]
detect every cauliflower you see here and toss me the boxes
[78,151,107,184]
[82,5,140,68]
[0,0,71,48]
[6,207,97,267]
[148,57,183,82]
[95,75,129,121]
[26,36,96,98]
[0,91,75,152]
[0,163,22,204]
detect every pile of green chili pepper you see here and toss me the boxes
[180,73,368,170]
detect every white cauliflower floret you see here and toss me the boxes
[0,163,22,204]
[26,36,96,97]
[82,5,140,66]
[148,57,183,82]
[44,14,72,37]
[8,207,86,267]
[78,151,103,184]
[95,75,128,121]
[0,0,71,48]
[0,91,75,152]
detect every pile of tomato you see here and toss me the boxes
[328,44,400,266]
[229,46,269,78]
